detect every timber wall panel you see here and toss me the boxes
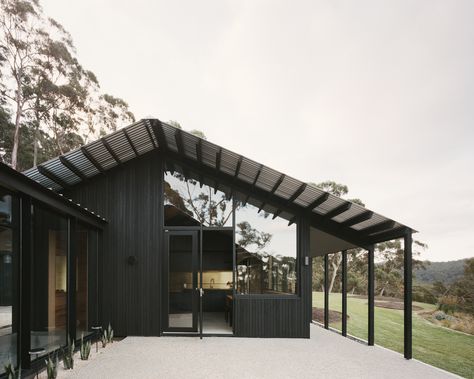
[66,154,162,336]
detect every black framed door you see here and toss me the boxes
[163,231,200,333]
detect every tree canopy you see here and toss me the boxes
[0,0,135,170]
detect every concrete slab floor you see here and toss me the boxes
[59,324,458,379]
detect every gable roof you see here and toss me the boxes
[23,119,414,251]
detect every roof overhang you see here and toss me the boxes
[1,162,106,228]
[21,118,415,248]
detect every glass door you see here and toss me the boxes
[164,231,199,332]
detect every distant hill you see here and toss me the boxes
[414,259,468,285]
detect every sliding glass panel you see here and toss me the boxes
[201,230,233,334]
[347,249,368,340]
[31,206,68,359]
[235,203,297,295]
[328,252,342,331]
[374,240,404,354]
[76,224,89,337]
[0,190,17,372]
[168,234,195,328]
[312,256,325,324]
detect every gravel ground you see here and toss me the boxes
[52,324,458,379]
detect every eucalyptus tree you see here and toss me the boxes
[0,0,44,169]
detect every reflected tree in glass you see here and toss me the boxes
[235,204,297,295]
[0,191,17,373]
[312,256,325,324]
[164,170,234,227]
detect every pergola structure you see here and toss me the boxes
[22,119,415,358]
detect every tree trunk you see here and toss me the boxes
[328,254,342,294]
[33,125,39,167]
[11,89,23,170]
[379,287,385,297]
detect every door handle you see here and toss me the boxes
[196,288,204,297]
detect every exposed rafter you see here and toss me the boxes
[271,174,285,194]
[287,183,306,204]
[288,216,297,226]
[145,120,157,149]
[234,156,243,178]
[196,139,203,164]
[175,128,185,155]
[360,220,395,236]
[367,226,410,245]
[59,155,87,181]
[215,148,222,171]
[323,202,352,220]
[340,210,373,227]
[306,192,329,211]
[37,165,70,190]
[81,146,105,173]
[150,120,167,150]
[102,138,121,164]
[123,129,139,156]
[272,209,282,220]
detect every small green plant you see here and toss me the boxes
[104,323,114,344]
[45,354,58,379]
[62,336,75,369]
[80,333,91,360]
[3,361,20,379]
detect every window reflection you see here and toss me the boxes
[31,207,68,359]
[164,168,233,227]
[76,224,90,337]
[0,190,16,373]
[235,203,297,295]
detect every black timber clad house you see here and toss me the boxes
[0,119,415,375]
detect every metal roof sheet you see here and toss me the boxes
[23,119,414,247]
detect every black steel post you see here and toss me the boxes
[368,245,375,346]
[404,231,413,359]
[342,250,347,337]
[324,254,329,329]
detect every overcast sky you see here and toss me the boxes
[41,0,474,262]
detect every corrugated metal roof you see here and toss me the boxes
[23,119,414,247]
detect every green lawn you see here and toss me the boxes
[313,292,474,378]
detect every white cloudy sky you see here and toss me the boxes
[41,0,474,261]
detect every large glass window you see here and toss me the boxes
[347,249,368,340]
[328,252,342,331]
[0,190,17,372]
[312,256,325,324]
[235,203,297,295]
[164,166,233,227]
[76,224,98,338]
[31,206,68,359]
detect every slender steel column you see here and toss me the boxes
[324,254,329,329]
[404,231,413,359]
[368,246,375,346]
[342,250,347,337]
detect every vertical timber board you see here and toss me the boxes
[65,154,162,336]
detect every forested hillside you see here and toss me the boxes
[415,259,467,284]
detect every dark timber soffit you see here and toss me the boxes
[21,118,415,247]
